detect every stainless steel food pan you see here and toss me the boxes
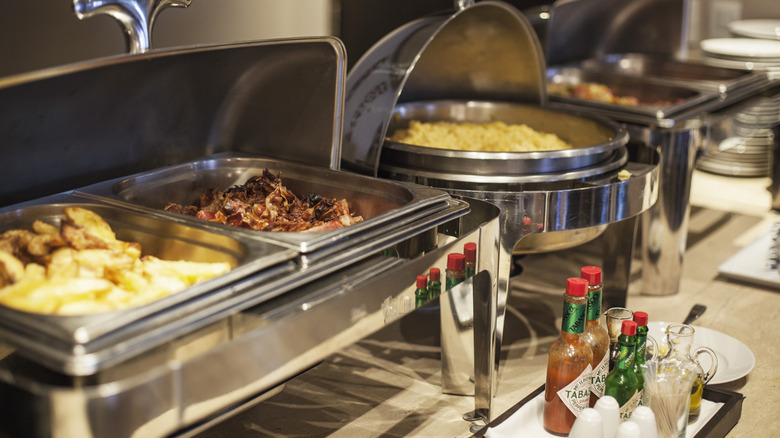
[578,53,768,94]
[78,153,452,254]
[382,100,628,178]
[546,67,716,119]
[0,194,297,372]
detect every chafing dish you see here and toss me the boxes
[546,66,711,119]
[0,194,295,375]
[79,153,453,255]
[542,0,777,297]
[0,33,502,438]
[383,100,628,181]
[579,53,768,94]
[341,0,660,423]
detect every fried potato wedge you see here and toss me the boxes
[0,208,234,315]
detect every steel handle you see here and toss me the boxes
[72,0,192,54]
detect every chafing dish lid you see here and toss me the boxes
[341,1,546,176]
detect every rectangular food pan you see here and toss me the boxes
[0,194,297,349]
[578,53,767,94]
[77,153,453,253]
[546,66,718,119]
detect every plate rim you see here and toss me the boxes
[701,37,780,59]
[728,19,780,40]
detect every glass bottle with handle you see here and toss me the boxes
[657,323,718,423]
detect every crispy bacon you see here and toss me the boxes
[164,170,363,232]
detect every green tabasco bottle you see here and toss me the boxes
[428,268,442,299]
[464,242,477,278]
[414,275,428,308]
[581,266,610,408]
[605,320,640,421]
[445,253,466,290]
[543,277,593,435]
[632,311,649,405]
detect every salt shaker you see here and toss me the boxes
[569,408,604,438]
[614,421,641,438]
[594,395,620,438]
[632,405,659,438]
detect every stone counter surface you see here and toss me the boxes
[198,170,780,437]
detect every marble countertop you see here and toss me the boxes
[197,170,780,437]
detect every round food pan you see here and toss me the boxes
[382,100,628,176]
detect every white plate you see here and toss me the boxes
[728,19,780,40]
[647,322,755,385]
[718,225,780,290]
[701,38,780,60]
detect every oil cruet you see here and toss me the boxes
[656,323,718,423]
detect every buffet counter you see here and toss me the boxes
[196,168,779,437]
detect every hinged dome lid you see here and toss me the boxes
[341,1,546,176]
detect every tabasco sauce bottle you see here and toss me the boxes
[414,275,428,308]
[445,253,466,290]
[605,320,640,421]
[428,268,442,299]
[632,311,649,405]
[464,242,477,278]
[543,277,593,436]
[581,266,610,408]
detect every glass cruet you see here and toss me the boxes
[656,323,718,423]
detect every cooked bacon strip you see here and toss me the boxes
[164,170,363,232]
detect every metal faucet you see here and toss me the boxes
[72,0,192,54]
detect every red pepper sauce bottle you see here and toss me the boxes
[632,311,649,405]
[464,242,477,278]
[445,253,466,291]
[581,266,611,408]
[543,277,594,436]
[428,268,442,299]
[414,275,429,308]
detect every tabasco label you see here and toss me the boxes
[557,364,593,417]
[591,353,609,398]
[562,301,586,334]
[586,287,602,321]
[620,390,642,421]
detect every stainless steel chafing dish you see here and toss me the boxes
[341,0,660,423]
[0,33,502,438]
[542,0,777,297]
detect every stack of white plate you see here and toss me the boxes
[699,93,779,177]
[700,19,780,70]
[698,20,780,177]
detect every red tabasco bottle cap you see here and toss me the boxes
[565,277,589,297]
[447,253,465,271]
[416,275,427,289]
[621,320,637,335]
[633,311,649,327]
[580,265,602,285]
[464,242,477,261]
[429,267,440,281]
